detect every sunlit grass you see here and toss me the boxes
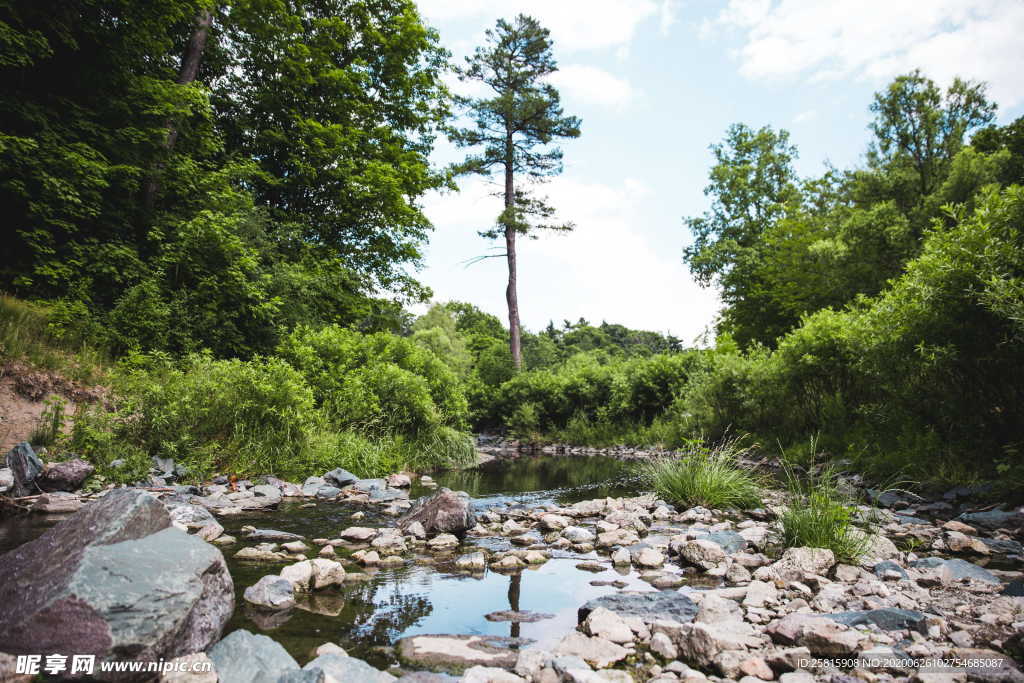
[639,437,763,509]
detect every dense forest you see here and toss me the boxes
[2,1,1023,494]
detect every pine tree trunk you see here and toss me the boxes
[142,9,213,212]
[504,150,522,370]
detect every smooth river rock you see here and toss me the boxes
[0,488,234,673]
[208,629,297,682]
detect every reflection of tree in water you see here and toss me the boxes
[342,575,433,652]
[436,455,640,503]
[507,572,521,638]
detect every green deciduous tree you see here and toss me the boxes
[451,14,581,369]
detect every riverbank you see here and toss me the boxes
[1,441,1022,682]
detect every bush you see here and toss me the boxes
[278,324,469,436]
[69,352,317,481]
[639,438,763,509]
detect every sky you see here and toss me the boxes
[411,0,1024,345]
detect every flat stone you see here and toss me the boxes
[208,629,298,682]
[827,608,928,633]
[910,557,1000,584]
[872,561,909,581]
[396,634,521,674]
[245,528,305,543]
[485,610,554,623]
[578,590,698,624]
[957,509,1022,530]
[31,491,83,514]
[159,652,217,682]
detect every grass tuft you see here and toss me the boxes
[639,437,763,509]
[779,460,870,563]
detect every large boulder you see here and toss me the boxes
[0,489,234,673]
[207,629,297,683]
[37,458,95,493]
[5,442,42,497]
[303,653,396,682]
[397,488,476,538]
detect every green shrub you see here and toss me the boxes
[278,324,469,436]
[639,438,763,509]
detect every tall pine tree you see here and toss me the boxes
[452,15,580,369]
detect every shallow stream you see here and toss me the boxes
[0,455,664,669]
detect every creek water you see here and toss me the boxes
[0,454,663,669]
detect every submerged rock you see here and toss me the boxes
[397,488,477,538]
[0,488,234,668]
[244,528,305,543]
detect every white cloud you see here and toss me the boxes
[419,176,721,344]
[709,0,1024,108]
[793,109,817,124]
[547,65,637,109]
[416,0,675,52]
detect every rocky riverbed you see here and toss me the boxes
[1,441,1022,682]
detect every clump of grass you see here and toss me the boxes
[29,396,67,448]
[780,459,870,563]
[640,437,763,509]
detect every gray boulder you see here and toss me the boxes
[208,629,298,683]
[577,590,698,624]
[244,575,296,610]
[397,488,476,538]
[5,442,42,497]
[303,653,396,682]
[323,468,358,488]
[37,458,95,492]
[0,489,234,671]
[353,478,386,492]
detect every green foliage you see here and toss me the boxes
[28,396,66,449]
[639,438,763,509]
[0,294,107,383]
[278,324,469,437]
[1,0,448,357]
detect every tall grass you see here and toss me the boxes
[779,458,870,563]
[0,294,107,382]
[639,437,763,509]
[28,396,67,448]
